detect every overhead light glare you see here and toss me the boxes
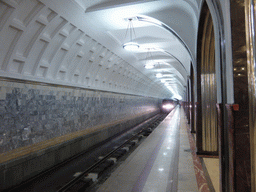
[158,168,164,172]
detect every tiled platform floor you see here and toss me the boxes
[178,111,198,192]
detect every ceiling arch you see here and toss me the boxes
[0,0,201,100]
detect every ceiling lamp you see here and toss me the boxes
[144,49,155,69]
[123,42,140,51]
[156,73,163,78]
[145,63,154,69]
[123,18,139,51]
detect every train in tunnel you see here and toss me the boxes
[0,0,255,191]
[160,98,179,113]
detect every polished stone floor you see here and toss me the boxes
[96,107,215,192]
[203,158,220,192]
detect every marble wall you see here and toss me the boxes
[0,78,160,154]
[230,1,251,191]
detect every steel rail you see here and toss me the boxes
[56,115,165,192]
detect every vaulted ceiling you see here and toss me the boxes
[0,0,201,100]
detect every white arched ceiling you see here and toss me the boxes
[0,0,200,100]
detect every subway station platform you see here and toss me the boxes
[96,107,219,192]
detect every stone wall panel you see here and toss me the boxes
[0,79,160,154]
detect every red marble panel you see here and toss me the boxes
[185,120,210,192]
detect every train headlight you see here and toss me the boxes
[162,104,173,110]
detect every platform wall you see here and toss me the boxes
[0,78,160,190]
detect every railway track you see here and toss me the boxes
[57,114,168,192]
[5,113,170,192]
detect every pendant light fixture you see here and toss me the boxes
[123,18,140,51]
[156,73,163,78]
[144,49,155,69]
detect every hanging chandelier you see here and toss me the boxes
[122,18,140,51]
[144,49,155,69]
[156,73,163,78]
